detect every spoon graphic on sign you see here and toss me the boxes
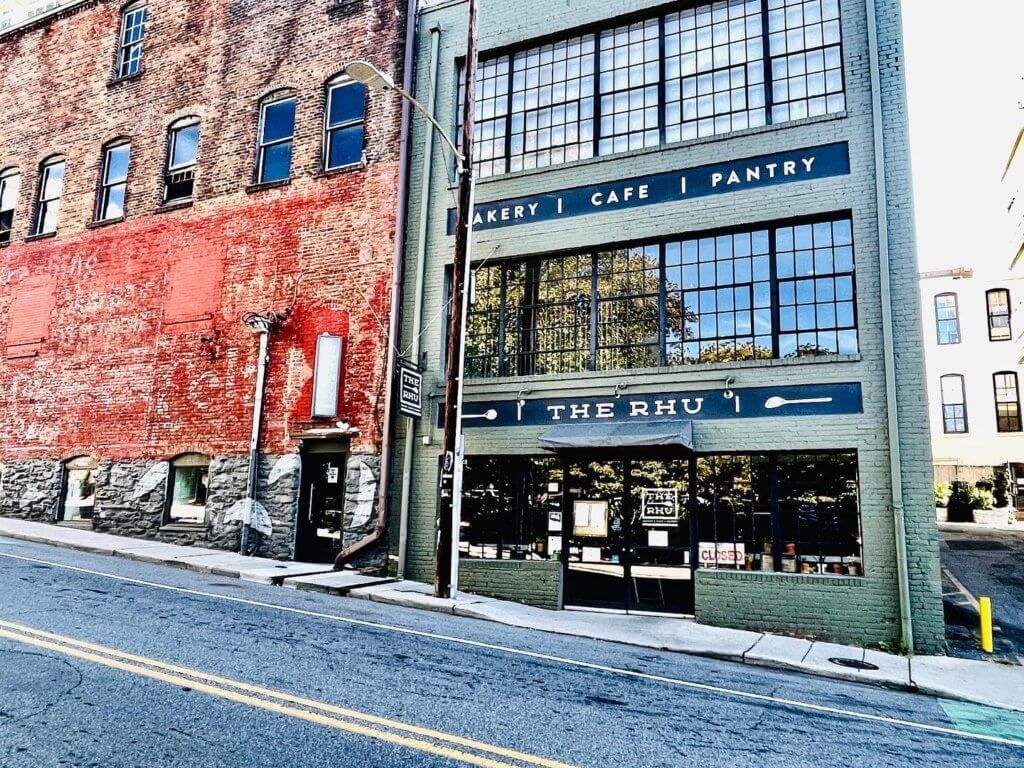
[764,396,833,410]
[463,409,499,421]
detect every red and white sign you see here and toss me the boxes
[698,542,746,567]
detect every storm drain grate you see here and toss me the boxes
[828,657,879,671]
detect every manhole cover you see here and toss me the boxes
[829,657,879,671]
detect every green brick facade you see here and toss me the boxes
[392,0,944,652]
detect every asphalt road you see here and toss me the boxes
[940,525,1024,664]
[1,536,1022,767]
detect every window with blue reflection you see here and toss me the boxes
[257,96,296,184]
[325,80,366,170]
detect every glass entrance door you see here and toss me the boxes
[563,457,694,614]
[296,451,347,563]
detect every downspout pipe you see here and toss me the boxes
[334,0,418,569]
[397,23,443,579]
[866,0,915,653]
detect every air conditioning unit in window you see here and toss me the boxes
[168,168,195,185]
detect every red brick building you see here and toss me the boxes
[0,0,412,564]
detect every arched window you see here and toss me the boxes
[939,374,967,434]
[166,454,210,525]
[994,372,1022,433]
[986,289,1012,342]
[33,155,65,236]
[256,91,296,184]
[0,167,20,243]
[934,293,960,345]
[164,117,200,203]
[96,139,131,221]
[61,456,99,522]
[116,1,148,79]
[323,75,366,171]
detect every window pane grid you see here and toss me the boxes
[98,143,130,221]
[994,373,1022,433]
[0,172,20,242]
[940,374,967,433]
[510,35,596,173]
[598,17,661,155]
[326,82,366,170]
[258,98,296,183]
[461,0,844,178]
[775,219,856,357]
[118,5,148,78]
[464,216,856,378]
[665,0,766,143]
[987,289,1012,341]
[934,293,960,345]
[35,160,65,235]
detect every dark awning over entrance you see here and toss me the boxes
[538,420,694,451]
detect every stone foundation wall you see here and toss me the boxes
[342,453,386,570]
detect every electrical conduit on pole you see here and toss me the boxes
[435,0,478,599]
[241,313,276,556]
[397,23,443,580]
[865,0,914,653]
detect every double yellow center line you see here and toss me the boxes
[0,619,578,768]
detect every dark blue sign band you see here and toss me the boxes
[447,142,850,234]
[448,382,863,429]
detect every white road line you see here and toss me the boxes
[942,567,981,611]
[0,547,1022,750]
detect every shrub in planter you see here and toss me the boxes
[971,487,995,511]
[993,469,1011,509]
[935,482,951,508]
[947,481,974,523]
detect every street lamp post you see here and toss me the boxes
[345,0,478,599]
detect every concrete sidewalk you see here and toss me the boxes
[2,516,1022,713]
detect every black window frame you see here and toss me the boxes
[462,212,858,378]
[95,139,131,222]
[986,288,1012,342]
[33,155,66,236]
[994,371,1022,433]
[0,167,20,243]
[255,92,297,184]
[934,292,961,345]
[323,76,367,172]
[939,373,968,434]
[163,117,200,203]
[457,0,847,179]
[115,1,148,80]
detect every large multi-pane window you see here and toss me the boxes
[464,215,857,377]
[462,0,846,178]
[940,374,968,434]
[986,288,1012,342]
[115,1,148,79]
[0,168,20,243]
[96,140,130,221]
[934,293,960,345]
[994,372,1022,433]
[33,156,65,235]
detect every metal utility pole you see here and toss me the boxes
[436,0,479,599]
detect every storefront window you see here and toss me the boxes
[696,455,772,570]
[464,215,858,378]
[166,454,210,525]
[460,456,562,559]
[777,453,861,574]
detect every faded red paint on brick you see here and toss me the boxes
[0,0,406,462]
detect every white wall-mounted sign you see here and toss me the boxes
[311,333,344,419]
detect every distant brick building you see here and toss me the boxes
[0,0,411,565]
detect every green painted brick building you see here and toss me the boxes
[390,0,944,653]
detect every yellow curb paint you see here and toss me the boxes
[0,623,577,768]
[979,597,994,654]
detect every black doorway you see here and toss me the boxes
[295,449,348,563]
[562,455,695,614]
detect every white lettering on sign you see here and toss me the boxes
[569,404,591,419]
[547,405,566,420]
[682,397,704,415]
[710,155,817,189]
[630,401,649,417]
[595,402,615,419]
[590,184,651,207]
[475,201,542,227]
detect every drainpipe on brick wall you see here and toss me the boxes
[866,0,915,653]
[396,23,443,579]
[241,311,281,556]
[334,0,418,570]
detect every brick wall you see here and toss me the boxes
[0,0,408,557]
